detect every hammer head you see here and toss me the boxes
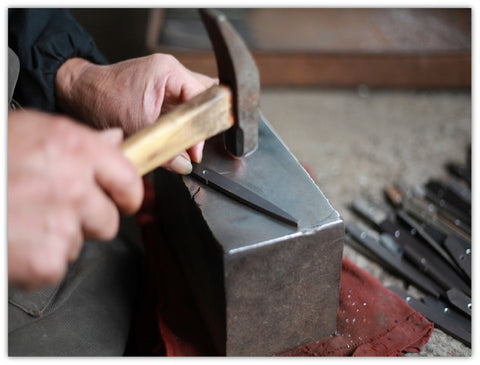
[200,9,260,157]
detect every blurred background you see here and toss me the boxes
[70,8,471,356]
[71,8,470,88]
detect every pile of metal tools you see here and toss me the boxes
[345,147,471,347]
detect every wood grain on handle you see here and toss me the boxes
[121,85,233,176]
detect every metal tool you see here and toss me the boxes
[352,198,470,296]
[149,9,344,356]
[446,288,471,317]
[395,207,471,280]
[191,163,298,227]
[390,194,471,281]
[389,286,471,347]
[423,183,470,232]
[200,9,260,157]
[121,9,261,175]
[395,209,457,270]
[445,177,471,207]
[385,183,471,244]
[349,154,471,349]
[444,235,471,280]
[425,179,471,214]
[445,161,471,187]
[346,222,473,314]
[345,223,443,298]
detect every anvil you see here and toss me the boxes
[152,116,344,355]
[121,9,344,356]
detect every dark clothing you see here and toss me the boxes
[8,237,142,356]
[8,9,107,112]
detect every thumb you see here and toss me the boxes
[99,127,124,146]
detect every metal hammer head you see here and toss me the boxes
[200,9,260,157]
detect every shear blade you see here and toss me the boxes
[191,163,298,227]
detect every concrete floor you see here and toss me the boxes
[260,88,471,356]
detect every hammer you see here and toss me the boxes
[121,9,260,175]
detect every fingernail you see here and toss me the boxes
[171,155,192,175]
[100,128,124,146]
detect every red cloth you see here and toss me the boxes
[132,178,433,356]
[281,257,434,356]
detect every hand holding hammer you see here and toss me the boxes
[121,9,260,175]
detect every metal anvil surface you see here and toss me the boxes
[153,116,344,356]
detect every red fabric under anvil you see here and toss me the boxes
[281,257,434,356]
[132,177,434,356]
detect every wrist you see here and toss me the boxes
[55,58,105,126]
[56,58,91,104]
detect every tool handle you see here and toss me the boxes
[121,85,233,176]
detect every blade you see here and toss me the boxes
[389,286,471,347]
[446,288,471,317]
[396,209,458,270]
[352,198,470,296]
[345,223,442,298]
[444,235,471,280]
[191,163,298,227]
[379,218,471,296]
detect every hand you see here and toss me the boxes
[56,54,217,174]
[8,110,144,289]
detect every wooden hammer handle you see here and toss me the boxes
[121,85,233,176]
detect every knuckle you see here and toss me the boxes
[50,117,84,152]
[152,53,177,66]
[121,169,144,213]
[122,161,140,188]
[43,256,67,284]
[44,208,86,267]
[65,176,88,205]
[25,248,66,285]
[59,212,81,244]
[150,54,185,77]
[50,176,88,211]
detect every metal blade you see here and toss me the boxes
[444,235,471,280]
[352,198,470,296]
[380,219,471,296]
[446,288,472,317]
[345,223,443,298]
[389,286,471,347]
[191,163,298,227]
[396,209,459,271]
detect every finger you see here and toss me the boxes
[8,205,79,288]
[163,151,192,175]
[78,184,120,242]
[66,231,84,262]
[190,71,218,88]
[46,206,84,262]
[91,138,144,215]
[41,204,84,266]
[180,72,217,102]
[51,120,143,215]
[99,127,124,146]
[187,140,205,164]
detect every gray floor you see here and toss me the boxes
[261,88,471,356]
